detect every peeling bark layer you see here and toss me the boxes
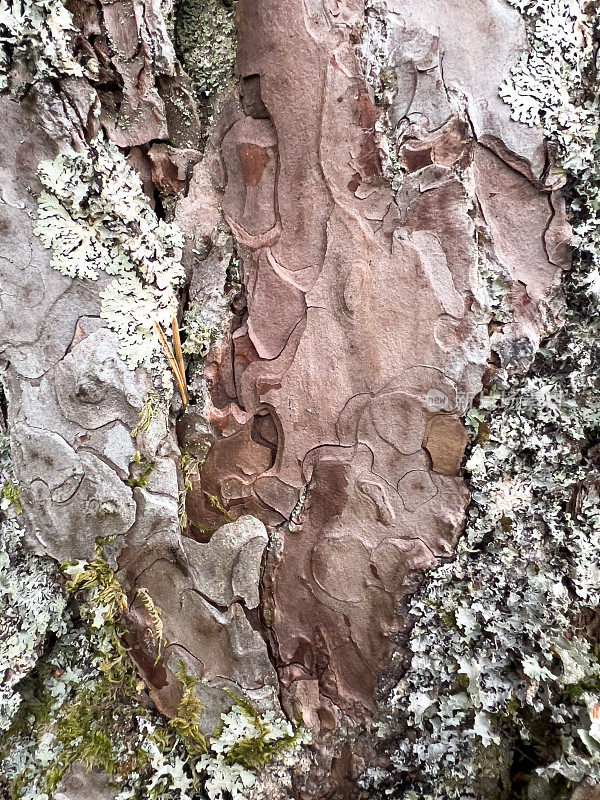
[0,0,592,798]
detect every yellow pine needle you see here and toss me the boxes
[153,319,189,406]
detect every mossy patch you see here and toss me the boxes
[0,540,304,799]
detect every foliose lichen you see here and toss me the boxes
[355,0,404,189]
[174,0,237,126]
[198,691,303,800]
[181,305,214,358]
[34,137,186,374]
[0,0,93,96]
[0,429,67,734]
[370,2,600,798]
[0,516,67,736]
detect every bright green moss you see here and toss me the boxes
[1,482,22,514]
[126,458,155,489]
[130,393,160,439]
[169,662,208,756]
[221,690,301,771]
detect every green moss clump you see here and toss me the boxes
[0,539,305,799]
[221,689,301,771]
[204,491,231,521]
[131,392,160,438]
[126,457,155,489]
[169,663,208,756]
[178,451,202,530]
[1,482,22,514]
[1,543,146,798]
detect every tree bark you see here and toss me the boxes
[0,1,598,799]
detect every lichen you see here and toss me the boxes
[0,520,67,735]
[0,0,94,96]
[0,541,166,798]
[355,0,404,189]
[0,433,67,735]
[220,689,301,771]
[198,691,303,800]
[373,2,600,798]
[174,0,237,126]
[34,138,186,373]
[181,305,214,358]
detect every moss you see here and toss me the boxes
[126,458,154,489]
[198,689,305,799]
[221,690,301,771]
[178,451,203,530]
[169,662,208,756]
[1,541,305,799]
[1,482,22,514]
[134,588,164,664]
[563,675,600,702]
[1,543,145,798]
[42,681,125,795]
[204,491,231,521]
[63,543,128,630]
[131,393,160,439]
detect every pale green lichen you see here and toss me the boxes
[198,692,303,800]
[355,0,404,189]
[34,138,185,373]
[0,0,94,96]
[181,305,214,357]
[0,433,67,735]
[0,519,67,735]
[372,3,600,799]
[174,0,237,124]
[500,0,600,274]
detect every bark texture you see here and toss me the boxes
[0,0,598,799]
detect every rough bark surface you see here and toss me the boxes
[0,0,597,799]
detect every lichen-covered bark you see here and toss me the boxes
[0,0,598,798]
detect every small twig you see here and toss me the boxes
[153,318,189,406]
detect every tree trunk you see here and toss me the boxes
[0,1,599,799]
